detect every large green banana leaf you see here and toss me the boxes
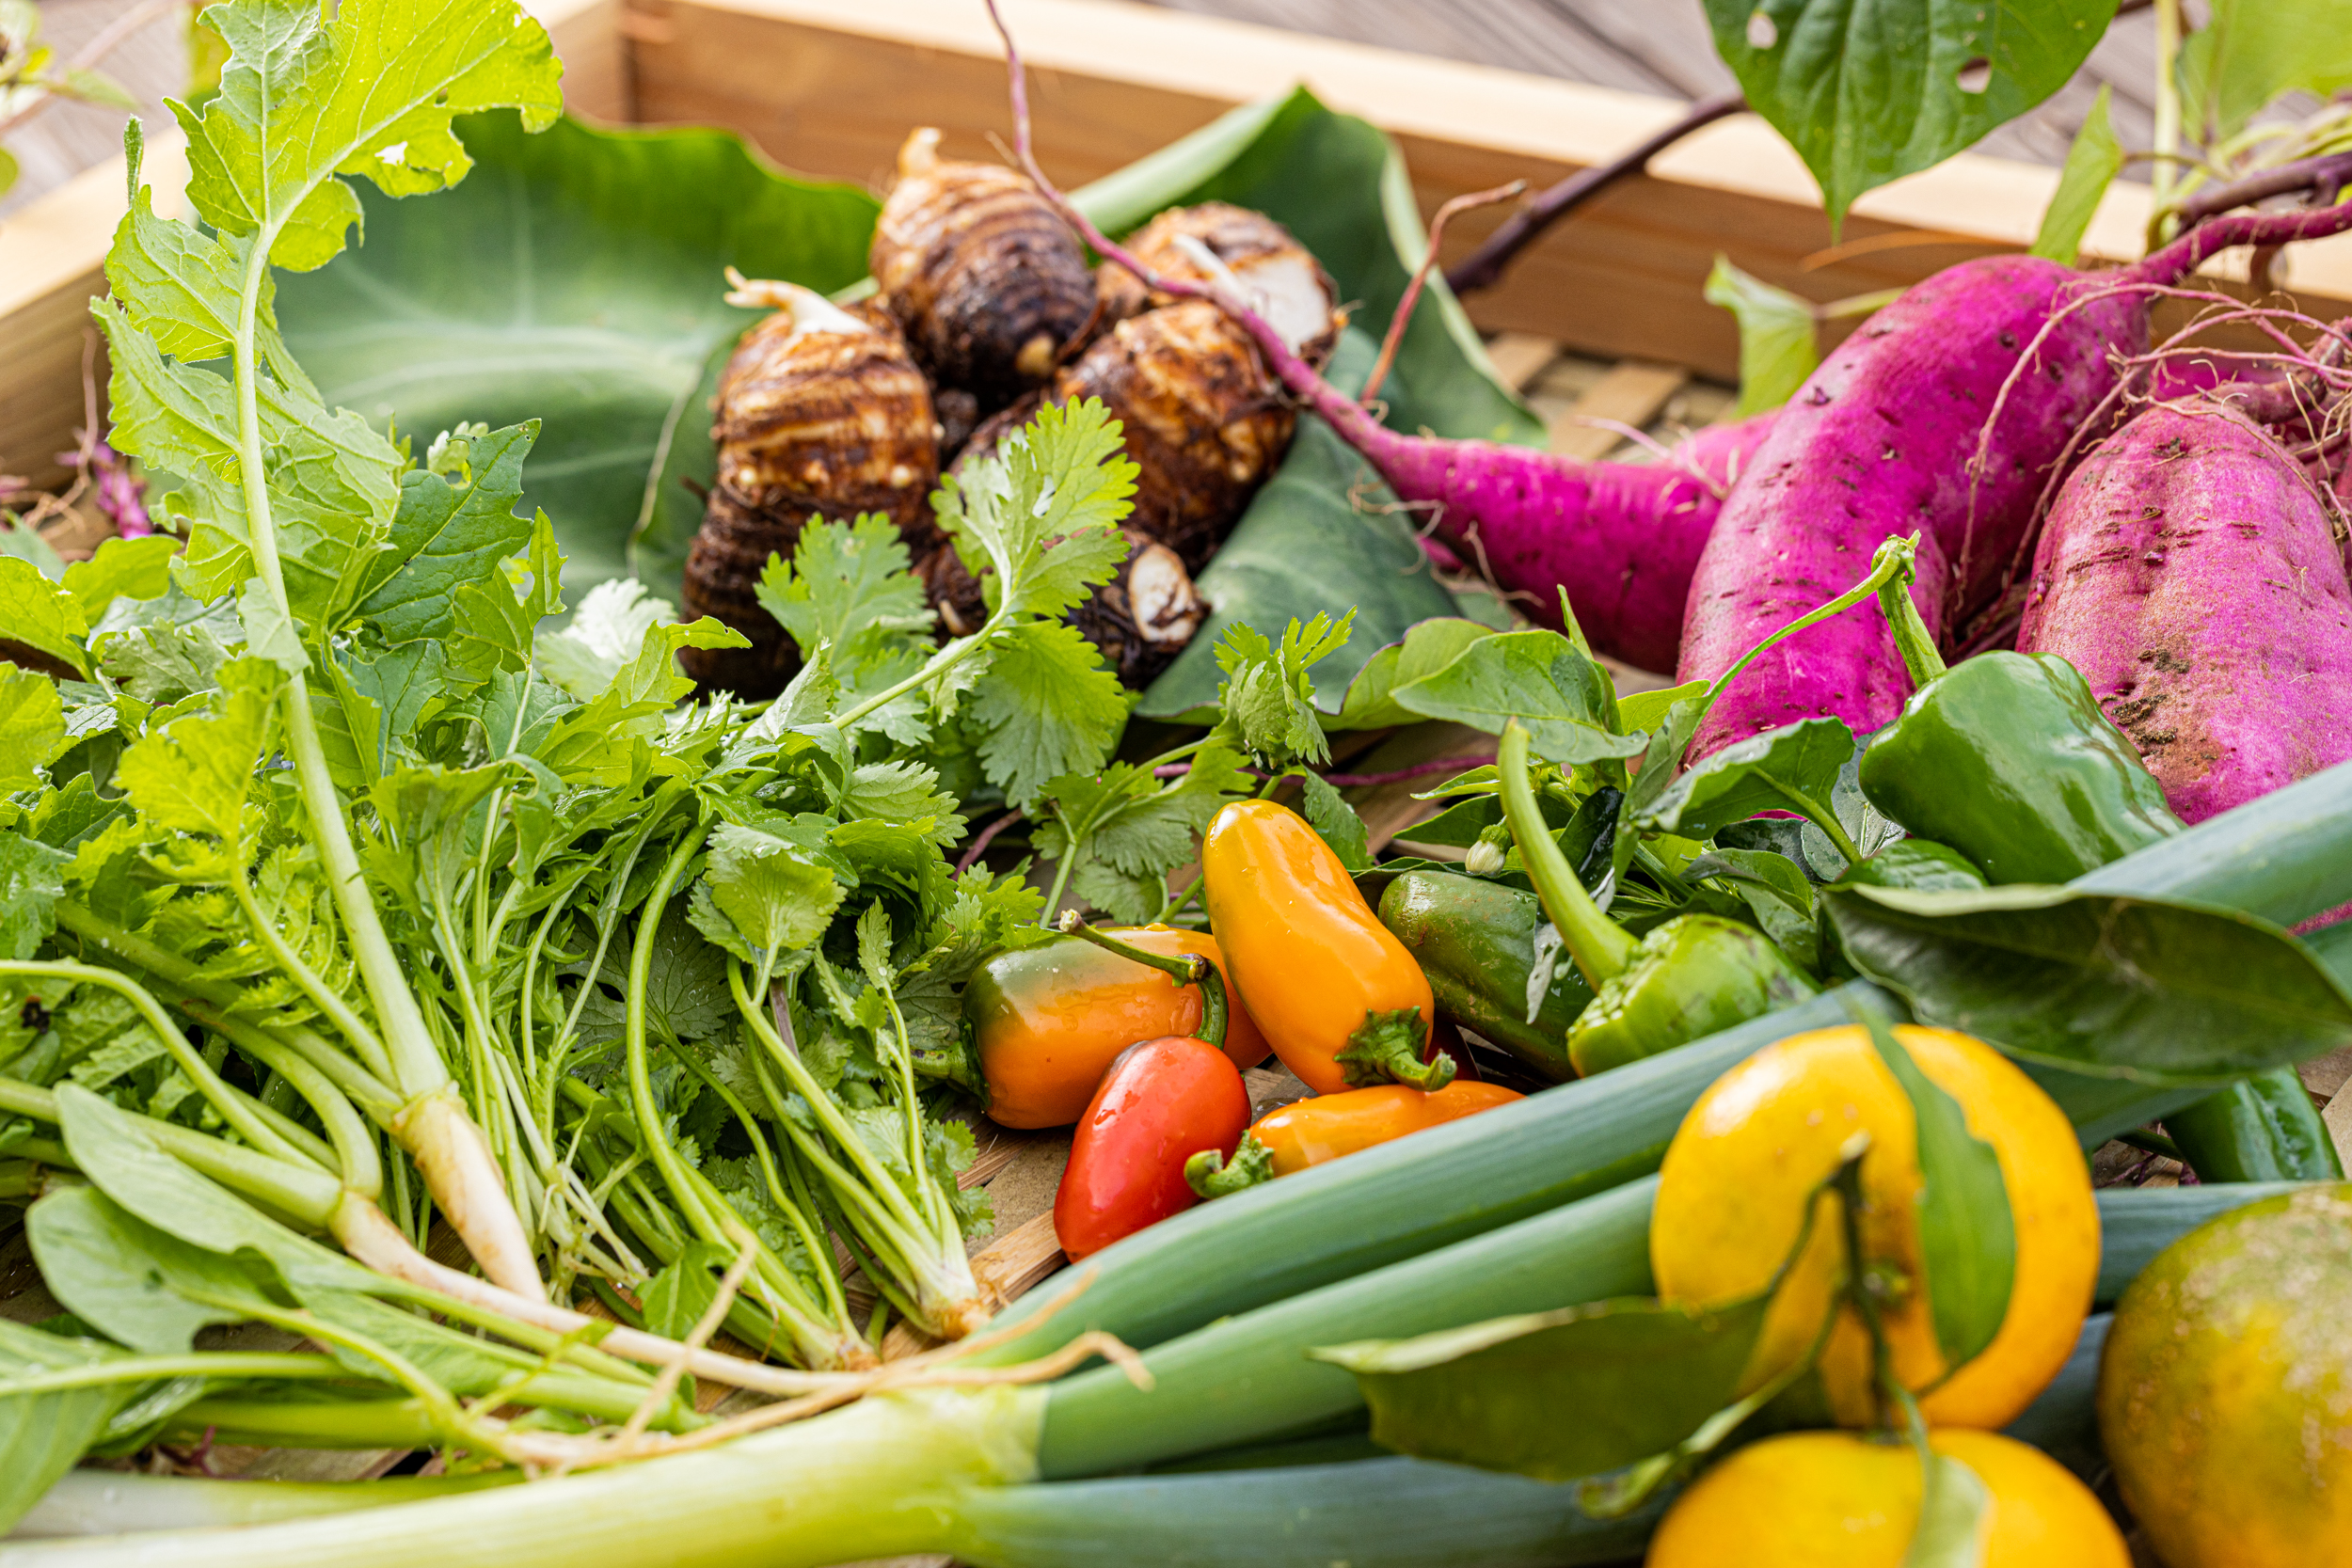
[276,91,1541,706]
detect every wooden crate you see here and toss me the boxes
[8,0,2352,1429]
[10,0,2352,493]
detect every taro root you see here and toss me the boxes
[917,522,1206,686]
[1096,201,1342,365]
[1056,297,1309,566]
[917,205,1339,684]
[680,276,939,695]
[871,128,1096,408]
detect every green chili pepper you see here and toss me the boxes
[1855,539,2183,885]
[2161,1070,2342,1181]
[1498,722,1818,1077]
[1857,536,2339,1183]
[1376,870,1593,1083]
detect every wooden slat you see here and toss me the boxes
[877,1211,1066,1360]
[1548,359,1690,460]
[1479,331,1561,393]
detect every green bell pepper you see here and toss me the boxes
[1858,537,2339,1183]
[1497,722,1818,1077]
[1377,870,1592,1082]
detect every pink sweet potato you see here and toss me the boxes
[1670,204,2352,759]
[2017,397,2352,824]
[1340,406,1777,674]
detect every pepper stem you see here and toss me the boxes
[1499,722,1637,990]
[1869,533,1948,689]
[1184,1133,1274,1198]
[1336,1007,1454,1091]
[1054,912,1228,1051]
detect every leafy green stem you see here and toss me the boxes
[0,1354,359,1397]
[0,959,318,1170]
[732,966,930,1248]
[1498,722,1637,989]
[1867,534,1947,689]
[53,898,399,1090]
[1702,532,1918,718]
[227,866,392,1075]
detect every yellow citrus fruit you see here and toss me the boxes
[1650,1024,2097,1428]
[2099,1183,2352,1568]
[1645,1429,2129,1567]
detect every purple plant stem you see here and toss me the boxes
[955,809,1025,875]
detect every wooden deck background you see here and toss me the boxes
[3,0,2161,216]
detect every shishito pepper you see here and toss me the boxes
[1200,800,1449,1095]
[1858,539,2340,1183]
[1856,540,2183,885]
[1499,721,1817,1077]
[1184,1080,1524,1195]
[1377,870,1591,1082]
[966,924,1268,1129]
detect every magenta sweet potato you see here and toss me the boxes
[1194,386,1774,673]
[1669,206,2352,757]
[2017,396,2352,823]
[1673,256,2147,753]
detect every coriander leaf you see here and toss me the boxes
[1068,860,1164,926]
[841,760,967,847]
[0,664,68,793]
[918,864,1050,983]
[115,657,278,842]
[354,420,538,643]
[1391,628,1642,766]
[0,558,90,679]
[967,620,1129,806]
[937,399,1136,623]
[705,825,848,957]
[755,515,934,673]
[1212,612,1354,769]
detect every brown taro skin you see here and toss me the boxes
[2019,398,2352,823]
[871,128,1096,408]
[922,392,1209,686]
[1096,202,1342,363]
[1057,299,1303,569]
[680,299,938,696]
